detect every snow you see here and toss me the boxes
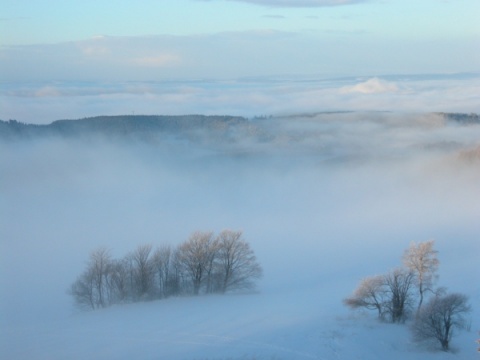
[1,112,479,359]
[2,289,477,359]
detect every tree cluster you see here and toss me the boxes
[69,230,262,311]
[343,240,471,351]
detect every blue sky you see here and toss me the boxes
[1,0,479,80]
[1,0,479,45]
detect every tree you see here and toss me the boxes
[204,237,220,294]
[344,269,414,323]
[412,293,471,351]
[105,257,131,303]
[68,247,112,309]
[383,268,415,323]
[69,229,264,310]
[215,230,263,293]
[168,247,186,296]
[152,244,172,298]
[69,268,96,310]
[130,244,155,299]
[403,240,439,314]
[343,275,387,319]
[90,247,112,308]
[177,231,216,295]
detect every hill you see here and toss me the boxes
[0,114,254,142]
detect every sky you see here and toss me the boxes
[1,0,479,81]
[0,0,479,122]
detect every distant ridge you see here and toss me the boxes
[1,112,479,142]
[434,112,480,125]
[0,114,250,141]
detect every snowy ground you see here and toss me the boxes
[1,289,478,359]
[1,112,479,359]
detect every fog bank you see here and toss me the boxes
[1,112,479,358]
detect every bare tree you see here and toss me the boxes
[177,231,215,295]
[152,244,172,298]
[383,268,415,323]
[130,244,155,299]
[204,238,220,294]
[412,293,471,351]
[69,230,264,310]
[215,230,262,293]
[403,240,439,314]
[90,247,112,308]
[69,268,96,310]
[69,247,112,309]
[168,247,186,295]
[105,258,130,303]
[343,275,387,319]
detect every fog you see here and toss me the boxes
[2,74,480,124]
[1,112,479,358]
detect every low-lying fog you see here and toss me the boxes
[2,74,480,124]
[1,112,479,358]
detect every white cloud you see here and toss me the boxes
[1,33,479,83]
[340,77,399,94]
[130,54,182,67]
[80,45,110,57]
[77,36,111,57]
[34,86,61,98]
[2,75,479,124]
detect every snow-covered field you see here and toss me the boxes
[1,112,479,359]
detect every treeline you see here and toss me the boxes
[69,230,262,310]
[438,112,480,125]
[344,240,471,352]
[0,115,251,140]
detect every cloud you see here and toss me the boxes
[262,14,286,19]
[130,54,182,67]
[2,74,479,124]
[80,45,110,57]
[34,86,62,97]
[199,0,368,7]
[1,32,479,84]
[340,77,399,94]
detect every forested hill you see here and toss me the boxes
[0,115,252,141]
[1,112,479,145]
[435,112,480,125]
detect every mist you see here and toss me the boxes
[2,74,480,124]
[1,112,479,358]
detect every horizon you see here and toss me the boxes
[2,1,480,123]
[2,73,480,124]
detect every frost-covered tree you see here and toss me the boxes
[215,230,262,293]
[412,293,470,351]
[343,275,387,319]
[403,240,439,314]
